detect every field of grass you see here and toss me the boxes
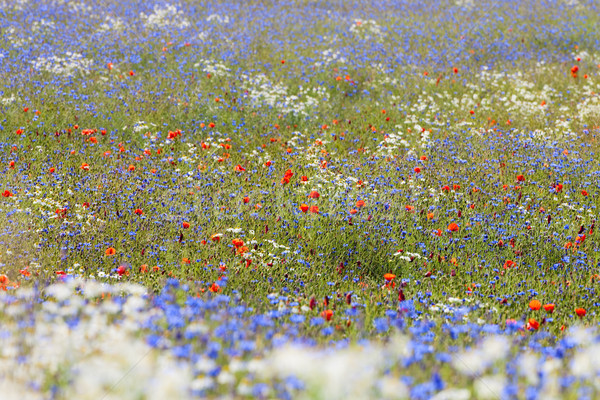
[2,0,600,398]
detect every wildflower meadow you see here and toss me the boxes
[2,0,600,398]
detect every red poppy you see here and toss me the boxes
[321,309,333,321]
[80,163,90,171]
[414,167,421,173]
[209,283,220,293]
[105,247,116,256]
[503,260,515,269]
[243,196,250,204]
[575,308,586,317]
[309,191,320,199]
[384,273,396,282]
[281,169,294,184]
[300,204,309,213]
[529,300,541,311]
[301,176,308,182]
[234,164,246,172]
[516,174,525,182]
[355,200,365,208]
[309,205,319,214]
[182,222,190,229]
[447,223,459,232]
[134,208,143,215]
[543,304,555,313]
[555,184,563,193]
[582,190,588,196]
[2,190,13,197]
[528,318,539,330]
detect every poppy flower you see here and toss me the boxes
[210,233,222,242]
[234,164,246,172]
[309,205,319,214]
[134,209,143,215]
[117,265,128,276]
[414,167,421,173]
[105,247,116,256]
[582,190,588,196]
[503,260,515,269]
[182,222,190,229]
[543,304,555,313]
[529,300,541,311]
[209,283,220,293]
[281,169,294,184]
[349,209,357,215]
[383,273,396,282]
[2,190,13,197]
[232,238,244,248]
[516,174,525,182]
[309,191,320,199]
[453,184,461,191]
[243,196,250,204]
[555,184,563,193]
[442,185,450,192]
[80,163,90,171]
[299,204,309,213]
[447,222,459,232]
[355,200,365,208]
[575,308,586,317]
[527,318,540,330]
[321,309,333,321]
[301,176,308,182]
[208,122,215,128]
